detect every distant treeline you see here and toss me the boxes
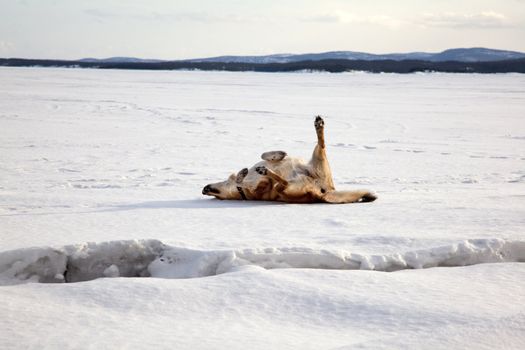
[1,57,525,73]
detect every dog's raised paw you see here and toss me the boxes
[255,166,268,175]
[315,116,324,130]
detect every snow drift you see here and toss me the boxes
[1,238,524,285]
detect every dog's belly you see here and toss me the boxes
[265,157,310,181]
[242,157,316,201]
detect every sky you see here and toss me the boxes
[1,0,525,60]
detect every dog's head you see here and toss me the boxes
[202,173,243,200]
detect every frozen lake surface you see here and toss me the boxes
[0,67,524,349]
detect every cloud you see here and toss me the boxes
[301,11,404,28]
[82,8,119,24]
[83,8,260,24]
[302,10,514,30]
[83,9,117,19]
[418,11,512,29]
[303,13,342,23]
[0,40,15,54]
[147,12,254,23]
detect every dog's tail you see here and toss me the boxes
[322,190,377,204]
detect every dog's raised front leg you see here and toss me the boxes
[255,166,288,191]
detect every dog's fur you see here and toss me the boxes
[202,116,377,204]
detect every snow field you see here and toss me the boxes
[1,67,524,349]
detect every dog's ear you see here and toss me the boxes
[228,173,236,181]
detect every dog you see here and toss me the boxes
[202,116,377,204]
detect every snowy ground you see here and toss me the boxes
[0,67,524,349]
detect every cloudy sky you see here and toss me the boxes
[1,0,524,59]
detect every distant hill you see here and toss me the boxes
[2,48,525,73]
[79,57,163,63]
[75,48,525,65]
[186,48,525,64]
[429,48,525,62]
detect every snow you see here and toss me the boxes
[0,67,524,349]
[2,238,524,284]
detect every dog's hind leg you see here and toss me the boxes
[314,115,326,149]
[261,151,287,162]
[309,116,335,190]
[322,190,377,204]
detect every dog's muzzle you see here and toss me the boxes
[202,185,219,195]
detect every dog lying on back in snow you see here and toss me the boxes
[202,116,377,204]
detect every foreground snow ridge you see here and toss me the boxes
[0,239,524,285]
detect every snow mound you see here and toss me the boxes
[0,247,67,283]
[0,239,164,285]
[0,239,524,285]
[151,239,525,277]
[64,240,165,282]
